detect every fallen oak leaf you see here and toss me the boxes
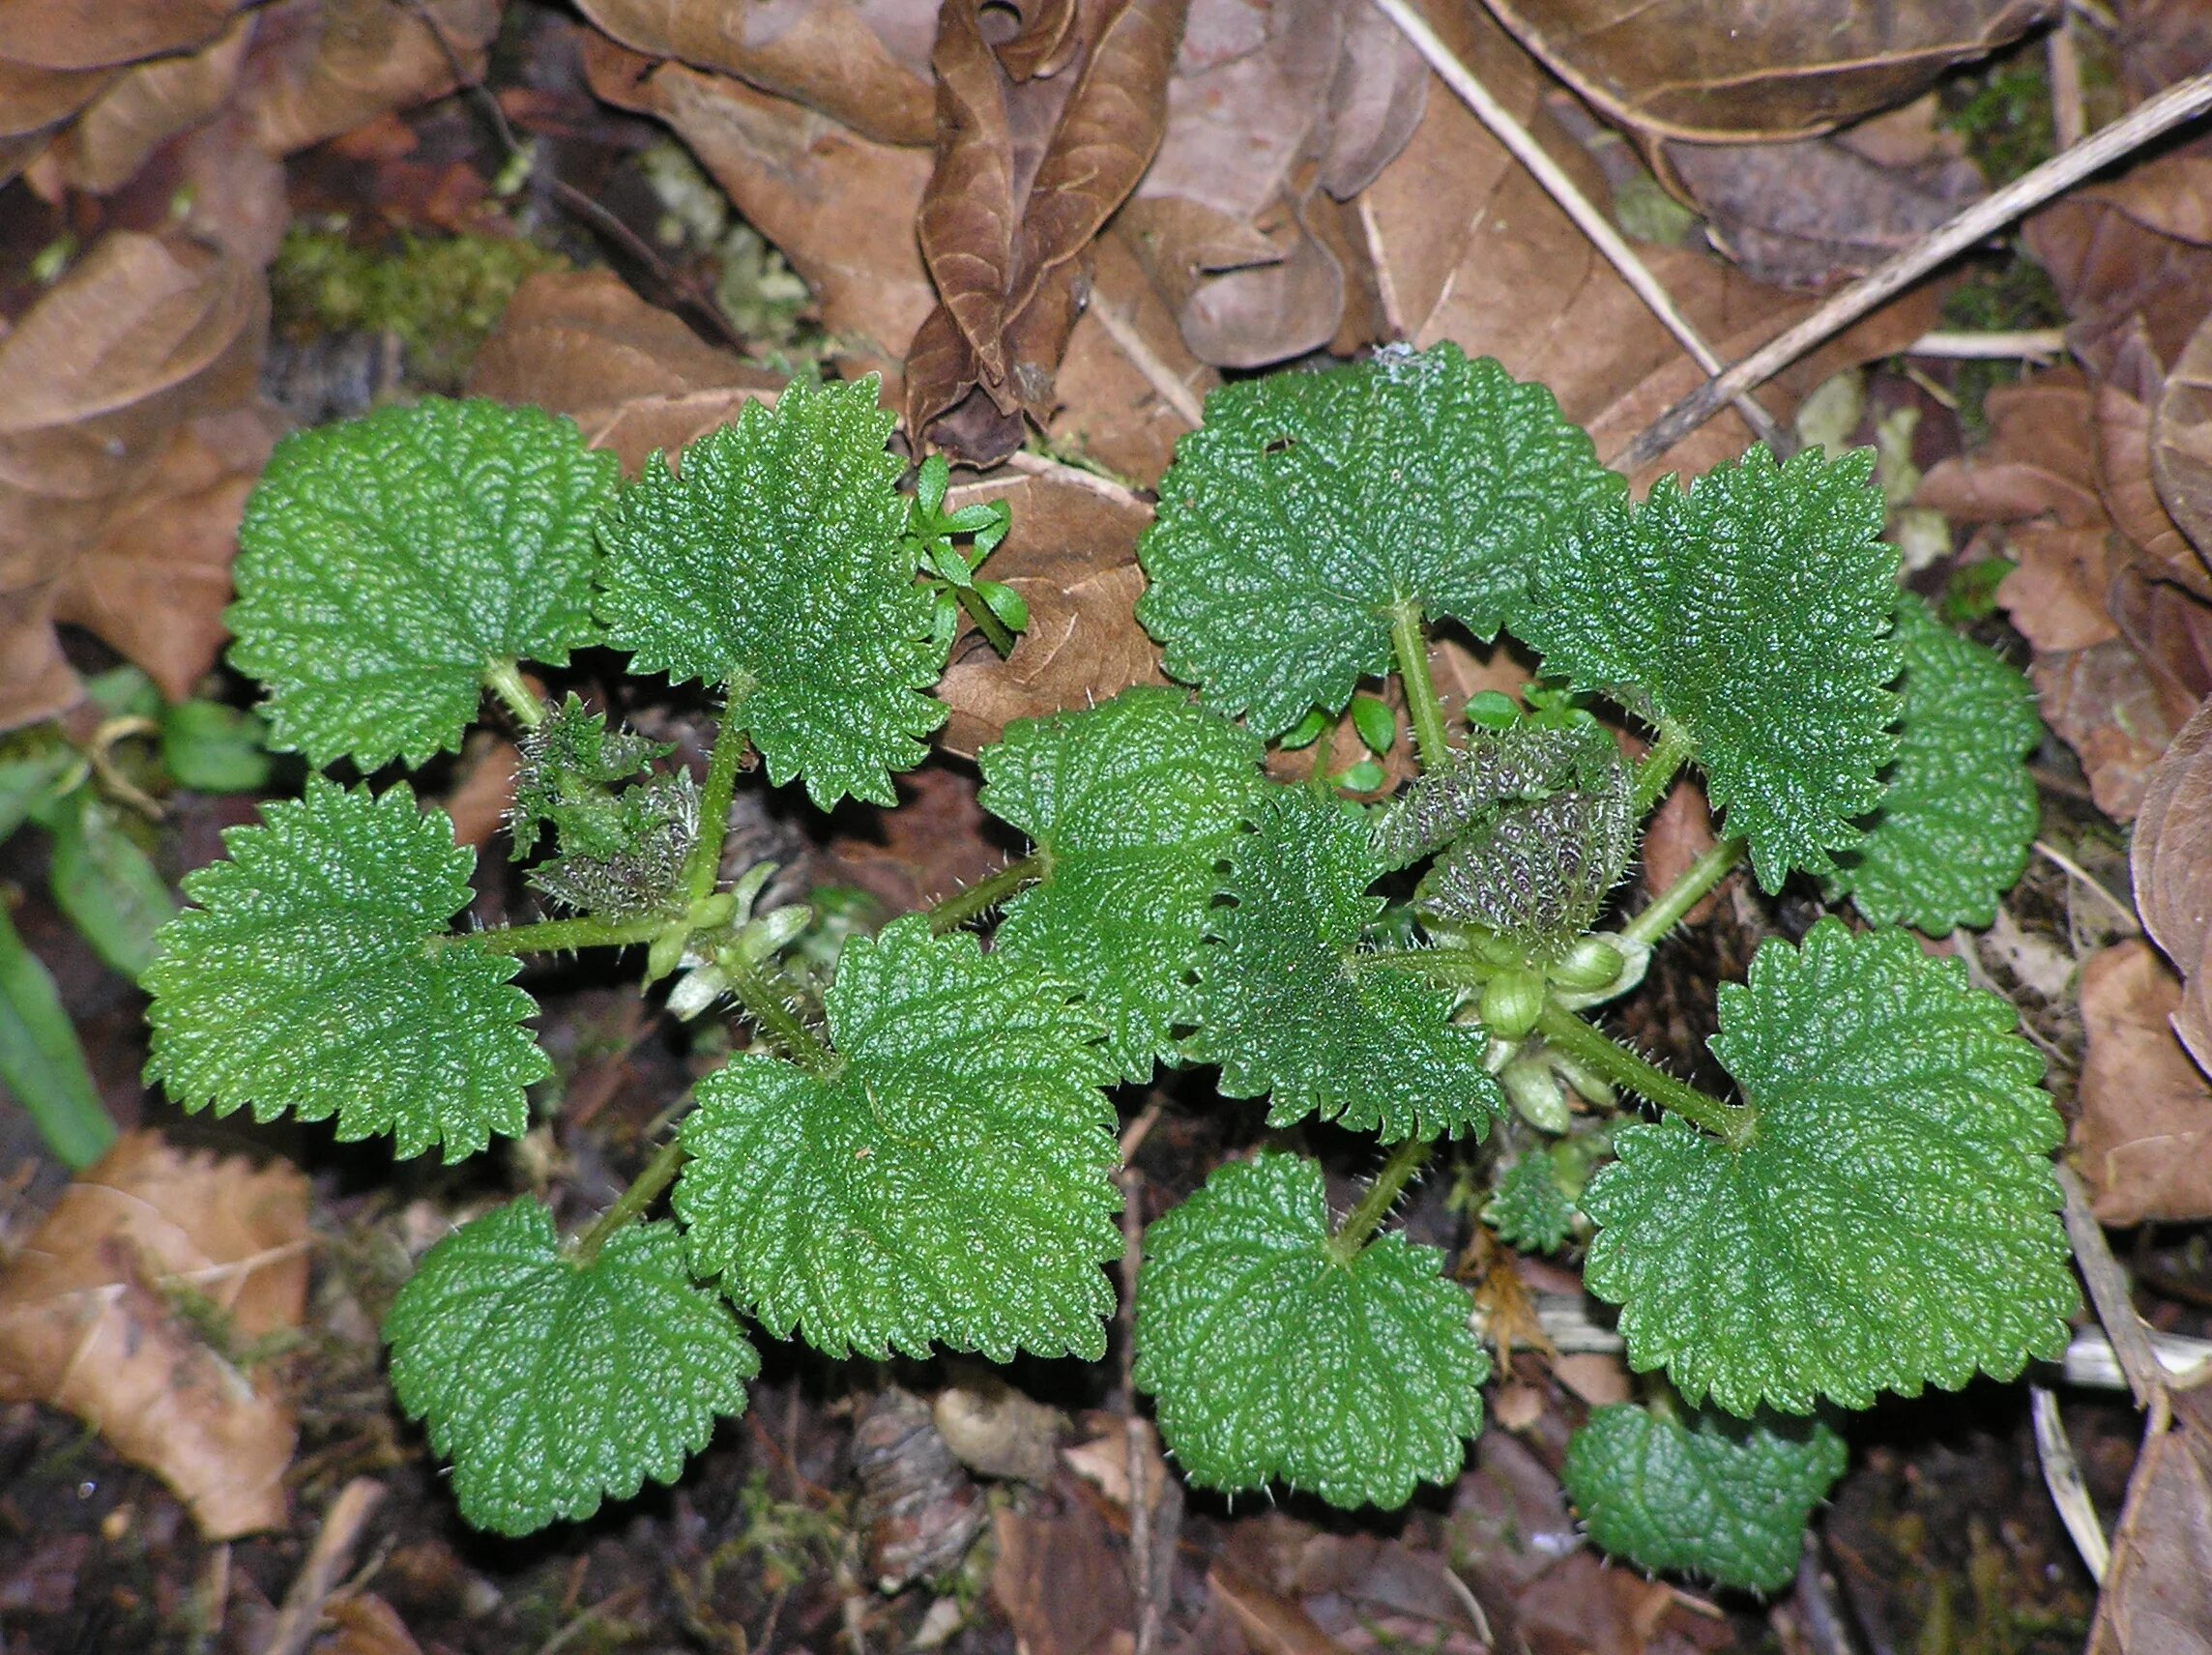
[0,1130,308,1539]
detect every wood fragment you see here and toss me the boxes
[259,1479,386,1655]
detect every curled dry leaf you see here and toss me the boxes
[0,0,247,73]
[576,0,937,145]
[933,464,1164,757]
[2087,1388,2212,1655]
[1479,0,2054,142]
[2098,320,2207,596]
[905,0,1187,464]
[2075,942,2212,1224]
[466,268,782,473]
[0,1130,309,1539]
[2157,301,2212,568]
[583,31,937,387]
[2134,694,2212,1070]
[49,12,253,191]
[1358,0,1936,486]
[2025,147,2212,380]
[1121,0,1425,372]
[240,0,500,157]
[991,1492,1137,1655]
[0,229,269,729]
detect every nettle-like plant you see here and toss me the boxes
[142,347,2074,1590]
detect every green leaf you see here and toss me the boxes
[1581,919,2074,1414]
[509,693,667,859]
[1190,787,1501,1142]
[1350,694,1395,756]
[0,751,78,845]
[675,915,1121,1361]
[1132,1152,1488,1508]
[0,905,113,1169]
[43,794,175,982]
[385,1196,757,1536]
[596,376,945,807]
[1563,1404,1847,1593]
[227,398,618,770]
[979,687,1265,1081]
[1519,446,1902,889]
[1486,1149,1575,1253]
[1826,595,2041,932]
[160,700,275,795]
[1136,343,1619,738]
[143,776,547,1161]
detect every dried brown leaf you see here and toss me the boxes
[2076,943,2212,1223]
[0,0,247,73]
[1660,131,1983,290]
[992,1489,1136,1655]
[905,0,1186,463]
[2134,695,2212,988]
[2099,320,2207,596]
[0,229,265,728]
[0,58,117,156]
[933,465,1163,757]
[576,0,937,145]
[317,1593,427,1655]
[1919,371,2106,528]
[1208,1556,1348,1655]
[2086,1389,2212,1655]
[2157,301,2212,569]
[0,1131,308,1539]
[240,0,499,158]
[1041,227,1216,484]
[2025,149,2212,379]
[1479,0,2055,142]
[585,35,937,386]
[51,13,252,191]
[2034,638,2182,822]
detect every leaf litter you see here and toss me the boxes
[2,0,2211,1645]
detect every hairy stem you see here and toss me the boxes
[683,689,754,909]
[1534,1003,1753,1148]
[570,1135,688,1265]
[1329,1136,1433,1260]
[928,851,1050,933]
[957,587,1017,657]
[1620,836,1746,947]
[714,941,833,1072]
[466,915,671,956]
[1357,946,1495,987]
[1631,724,1694,814]
[482,658,546,730]
[1387,601,1452,773]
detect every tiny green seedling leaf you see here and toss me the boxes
[143,776,548,1161]
[676,915,1121,1361]
[1486,1149,1575,1253]
[1136,343,1620,737]
[1826,595,2041,932]
[41,793,174,983]
[1190,787,1501,1142]
[385,1197,757,1536]
[1133,1151,1489,1508]
[1581,920,2074,1414]
[1350,694,1395,757]
[160,700,275,795]
[1563,1404,1847,1593]
[228,398,617,769]
[978,687,1265,1081]
[1519,446,1902,889]
[0,905,113,1169]
[596,375,945,807]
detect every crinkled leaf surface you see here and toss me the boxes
[1135,343,1619,738]
[1827,595,2041,932]
[595,375,944,807]
[143,777,546,1161]
[1582,920,2074,1414]
[1487,1149,1575,1253]
[1519,446,1902,889]
[979,687,1265,1081]
[1133,1152,1488,1509]
[509,692,668,859]
[1192,787,1500,1142]
[385,1197,756,1537]
[1563,1404,1847,1593]
[675,916,1121,1361]
[1376,722,1618,868]
[228,398,617,770]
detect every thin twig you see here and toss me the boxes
[1366,0,1790,454]
[259,1480,385,1655]
[2029,1384,2110,1582]
[1906,328,2070,359]
[1085,298,1208,427]
[2049,16,2087,151]
[1621,70,2212,471]
[2032,838,2141,935]
[2057,1166,2170,1425]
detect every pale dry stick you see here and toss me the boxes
[259,1478,386,1655]
[2029,1384,2110,1582]
[2031,838,2141,936]
[1621,70,2212,472]
[1906,328,2070,359]
[1086,298,1209,428]
[2049,16,2087,150]
[1365,0,1791,455]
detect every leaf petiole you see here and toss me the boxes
[1328,1135,1433,1261]
[1631,724,1695,813]
[482,658,548,730]
[712,938,834,1072]
[465,915,672,955]
[569,1134,689,1264]
[928,850,1051,933]
[1620,836,1747,947]
[1533,1003,1753,1148]
[1387,600,1452,773]
[682,688,755,910]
